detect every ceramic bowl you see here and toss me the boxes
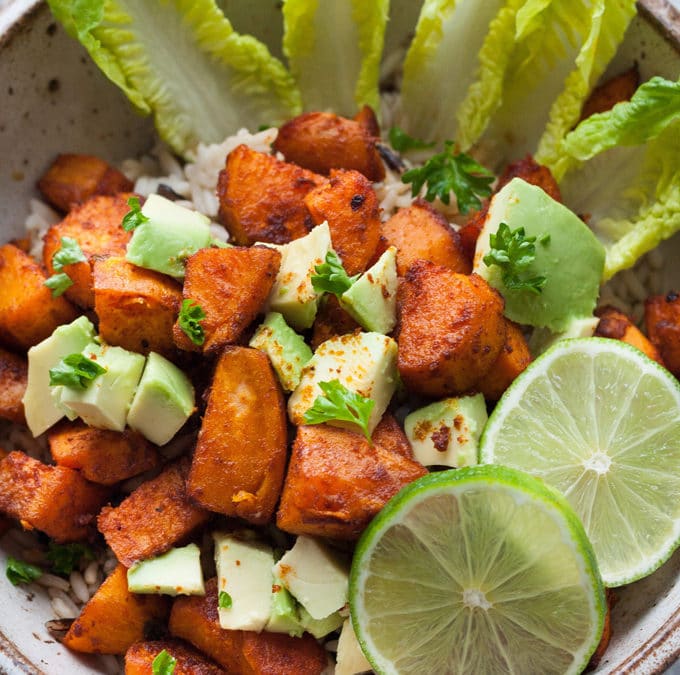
[0,1,679,673]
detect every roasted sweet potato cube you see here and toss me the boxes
[173,247,280,355]
[49,421,160,486]
[125,639,225,674]
[188,347,287,524]
[310,295,361,350]
[63,564,169,655]
[38,153,134,213]
[580,66,639,121]
[98,457,210,566]
[398,262,506,397]
[273,111,385,182]
[0,346,27,424]
[354,105,381,137]
[305,169,382,275]
[0,243,78,351]
[0,451,108,542]
[645,291,680,378]
[382,199,471,276]
[42,193,134,308]
[277,415,426,540]
[170,578,327,675]
[217,145,324,246]
[595,305,663,365]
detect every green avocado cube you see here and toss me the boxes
[298,606,344,639]
[266,578,304,637]
[127,543,205,596]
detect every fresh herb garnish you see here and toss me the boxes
[6,556,42,586]
[401,141,494,214]
[218,590,233,609]
[44,236,87,297]
[388,127,436,153]
[49,353,107,389]
[44,272,74,297]
[310,251,359,297]
[122,196,149,232]
[152,649,176,675]
[303,380,375,442]
[178,299,206,346]
[47,542,94,576]
[482,222,547,294]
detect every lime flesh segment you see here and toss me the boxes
[480,337,680,587]
[350,466,605,675]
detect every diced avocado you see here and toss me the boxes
[340,246,398,334]
[298,606,344,639]
[126,194,212,279]
[288,332,399,436]
[126,352,195,446]
[214,532,275,632]
[127,543,205,596]
[473,178,605,331]
[273,536,348,621]
[404,394,487,468]
[529,316,600,357]
[249,312,313,392]
[262,221,332,330]
[54,342,145,432]
[266,578,304,637]
[23,316,96,436]
[336,619,372,675]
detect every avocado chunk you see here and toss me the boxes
[126,352,195,446]
[54,342,145,432]
[249,312,313,392]
[474,178,605,331]
[127,543,205,596]
[23,316,96,436]
[529,315,600,357]
[340,246,398,334]
[404,394,487,468]
[266,577,304,637]
[288,332,399,436]
[298,606,344,639]
[125,194,212,279]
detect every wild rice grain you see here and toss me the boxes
[37,574,71,592]
[51,595,80,620]
[99,654,122,675]
[623,269,650,303]
[69,571,90,605]
[83,560,100,586]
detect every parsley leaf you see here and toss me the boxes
[49,353,107,389]
[44,236,87,297]
[178,299,206,346]
[122,196,149,232]
[44,272,74,297]
[401,141,494,214]
[310,251,359,297]
[218,590,233,609]
[303,380,375,442]
[482,222,547,295]
[47,542,94,576]
[388,127,435,153]
[152,649,177,675]
[6,556,42,586]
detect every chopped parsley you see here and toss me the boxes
[44,236,87,297]
[47,542,94,576]
[122,196,149,232]
[49,353,107,390]
[178,299,206,346]
[388,126,435,153]
[6,556,42,586]
[218,590,233,609]
[152,649,176,675]
[310,251,358,297]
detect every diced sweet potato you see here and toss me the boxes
[354,105,381,137]
[304,169,382,275]
[38,153,134,213]
[382,199,471,276]
[397,262,506,397]
[476,320,532,401]
[580,66,639,121]
[170,578,327,675]
[0,346,27,424]
[173,247,280,355]
[125,639,225,674]
[217,145,324,246]
[277,415,426,540]
[42,193,134,308]
[93,256,183,357]
[0,243,78,351]
[273,111,385,182]
[0,451,108,542]
[645,291,680,378]
[310,295,361,350]
[595,305,663,365]
[63,564,170,655]
[188,347,287,524]
[98,457,210,567]
[49,421,160,486]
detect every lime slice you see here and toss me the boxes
[350,466,605,675]
[480,337,680,587]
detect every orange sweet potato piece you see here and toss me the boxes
[49,421,160,486]
[382,199,471,276]
[63,564,170,655]
[0,346,27,424]
[173,247,280,355]
[310,295,361,350]
[170,578,327,675]
[277,415,426,540]
[188,347,287,524]
[42,193,134,308]
[397,262,506,397]
[93,257,183,357]
[645,291,680,378]
[217,145,324,246]
[595,305,663,365]
[580,66,639,121]
[304,169,382,275]
[273,111,385,182]
[0,243,78,351]
[98,457,210,567]
[0,451,108,542]
[125,640,225,674]
[354,105,381,137]
[38,153,134,213]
